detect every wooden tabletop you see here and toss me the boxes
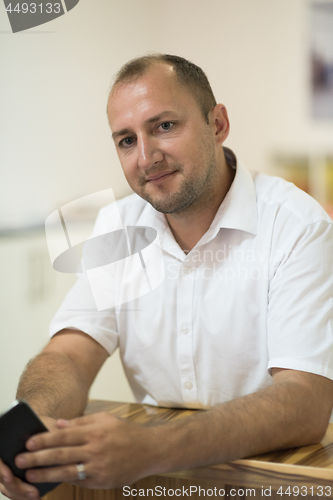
[85,400,333,494]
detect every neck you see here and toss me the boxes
[165,152,235,253]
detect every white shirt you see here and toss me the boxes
[50,152,333,409]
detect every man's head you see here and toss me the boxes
[112,54,217,125]
[107,54,230,215]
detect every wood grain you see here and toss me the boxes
[44,400,333,499]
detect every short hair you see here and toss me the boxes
[111,54,217,123]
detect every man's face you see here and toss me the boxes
[107,63,222,214]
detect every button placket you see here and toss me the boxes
[176,260,198,406]
[180,324,189,334]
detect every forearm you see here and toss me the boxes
[154,374,332,474]
[13,371,333,490]
[16,351,88,419]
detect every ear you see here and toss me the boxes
[211,104,230,145]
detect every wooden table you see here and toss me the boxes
[45,400,333,500]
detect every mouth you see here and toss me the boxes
[146,170,177,183]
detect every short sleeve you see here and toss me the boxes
[49,271,119,356]
[267,220,333,379]
[49,205,119,356]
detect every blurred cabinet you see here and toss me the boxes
[271,154,333,219]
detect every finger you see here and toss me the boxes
[0,458,13,484]
[68,412,118,427]
[0,483,40,500]
[64,414,97,426]
[25,426,87,451]
[0,461,40,500]
[56,419,70,429]
[16,446,87,470]
[25,463,88,486]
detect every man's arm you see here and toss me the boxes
[12,368,333,491]
[0,329,108,500]
[157,369,333,472]
[16,329,109,419]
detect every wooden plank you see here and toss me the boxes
[44,401,333,499]
[45,476,333,500]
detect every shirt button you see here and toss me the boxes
[183,266,192,274]
[181,324,189,334]
[184,381,193,390]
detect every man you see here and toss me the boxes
[1,54,333,500]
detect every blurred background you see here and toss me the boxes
[1,0,333,449]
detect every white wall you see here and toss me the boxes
[2,0,333,232]
[0,0,152,229]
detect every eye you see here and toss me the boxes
[119,136,135,148]
[159,122,174,131]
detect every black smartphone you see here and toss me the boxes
[0,400,60,496]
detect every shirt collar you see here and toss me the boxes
[208,149,258,237]
[136,148,258,255]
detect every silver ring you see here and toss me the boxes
[76,463,86,481]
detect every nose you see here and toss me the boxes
[137,135,163,169]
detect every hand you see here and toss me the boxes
[0,459,41,500]
[0,417,55,500]
[14,412,162,489]
[39,416,58,432]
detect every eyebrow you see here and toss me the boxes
[111,111,177,140]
